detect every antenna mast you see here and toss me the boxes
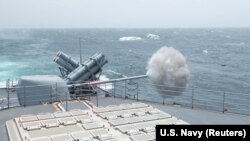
[79,38,82,64]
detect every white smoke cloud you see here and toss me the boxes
[146,47,189,97]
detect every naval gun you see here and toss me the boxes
[53,51,108,98]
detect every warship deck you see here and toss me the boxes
[1,95,250,141]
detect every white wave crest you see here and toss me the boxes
[106,70,126,78]
[99,75,113,90]
[146,34,160,40]
[119,36,142,41]
[0,81,7,88]
[0,79,18,88]
[0,62,27,70]
[203,50,208,54]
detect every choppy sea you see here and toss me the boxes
[0,28,250,113]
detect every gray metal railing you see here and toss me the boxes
[0,78,250,116]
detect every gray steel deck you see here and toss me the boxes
[90,96,250,124]
[0,105,56,141]
[60,101,89,111]
[1,96,250,141]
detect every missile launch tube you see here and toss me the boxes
[77,60,108,81]
[53,56,75,72]
[66,53,107,82]
[54,51,79,69]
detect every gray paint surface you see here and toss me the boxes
[17,75,69,106]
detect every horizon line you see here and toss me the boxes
[1,26,250,30]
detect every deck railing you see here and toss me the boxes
[0,77,250,116]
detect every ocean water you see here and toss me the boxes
[0,28,250,112]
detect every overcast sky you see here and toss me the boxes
[0,0,250,28]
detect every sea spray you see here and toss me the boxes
[146,47,189,97]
